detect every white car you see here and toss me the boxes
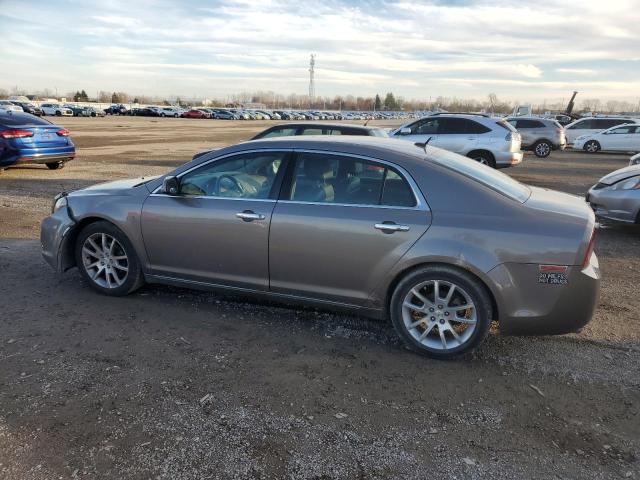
[0,100,23,112]
[40,103,73,116]
[390,113,523,168]
[564,117,638,144]
[574,124,640,153]
[158,107,182,117]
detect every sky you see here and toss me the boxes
[1,0,639,103]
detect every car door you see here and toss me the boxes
[269,151,431,306]
[140,150,290,290]
[601,125,638,151]
[433,118,478,153]
[393,118,439,145]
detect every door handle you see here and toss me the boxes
[374,223,410,232]
[236,211,265,221]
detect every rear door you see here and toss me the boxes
[268,151,431,306]
[601,125,638,151]
[433,118,479,153]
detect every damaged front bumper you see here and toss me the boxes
[41,202,77,273]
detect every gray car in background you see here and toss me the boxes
[587,164,640,223]
[41,137,599,359]
[506,117,566,158]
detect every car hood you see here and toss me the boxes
[598,164,640,185]
[68,176,159,196]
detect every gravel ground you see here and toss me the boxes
[0,116,638,479]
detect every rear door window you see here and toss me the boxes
[259,127,299,138]
[286,153,416,207]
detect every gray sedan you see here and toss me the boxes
[587,164,640,223]
[41,137,600,358]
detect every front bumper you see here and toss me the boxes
[495,151,523,168]
[586,187,639,223]
[488,256,600,335]
[41,205,77,273]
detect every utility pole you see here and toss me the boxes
[309,54,315,108]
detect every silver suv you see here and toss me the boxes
[391,113,522,168]
[506,117,566,158]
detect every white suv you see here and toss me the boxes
[40,103,73,116]
[390,113,523,168]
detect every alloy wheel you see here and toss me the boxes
[81,233,129,289]
[535,142,551,157]
[401,280,477,351]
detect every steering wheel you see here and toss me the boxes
[215,174,244,196]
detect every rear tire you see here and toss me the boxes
[584,140,601,153]
[55,111,62,116]
[46,161,65,170]
[390,266,492,359]
[75,221,145,296]
[467,151,496,168]
[533,140,552,158]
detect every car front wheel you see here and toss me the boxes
[75,221,145,296]
[584,140,600,153]
[390,266,492,359]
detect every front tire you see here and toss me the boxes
[533,140,552,158]
[584,140,601,153]
[55,111,62,116]
[75,221,145,296]
[46,161,65,170]
[390,266,492,359]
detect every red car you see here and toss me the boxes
[182,109,210,119]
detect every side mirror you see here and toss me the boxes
[163,176,180,195]
[398,127,412,135]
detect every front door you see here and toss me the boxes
[269,151,431,306]
[140,150,289,290]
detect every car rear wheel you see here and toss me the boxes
[75,221,145,296]
[390,266,492,359]
[467,151,496,168]
[533,140,552,158]
[46,161,65,170]
[55,111,62,116]
[584,140,601,153]
[174,113,179,118]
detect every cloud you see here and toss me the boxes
[0,0,639,101]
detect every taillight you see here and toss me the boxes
[1,129,34,139]
[556,128,564,135]
[56,128,70,136]
[582,228,597,268]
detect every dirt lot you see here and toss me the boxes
[0,116,638,479]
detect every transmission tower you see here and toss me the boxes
[308,54,316,104]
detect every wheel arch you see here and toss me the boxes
[466,149,496,163]
[383,261,499,326]
[61,215,119,271]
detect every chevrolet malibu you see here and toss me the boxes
[41,137,600,358]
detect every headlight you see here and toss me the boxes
[611,175,640,191]
[52,194,67,213]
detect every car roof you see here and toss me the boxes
[506,116,553,121]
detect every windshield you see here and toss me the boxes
[427,147,530,203]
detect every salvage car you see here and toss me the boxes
[573,124,640,153]
[40,103,73,116]
[587,164,640,223]
[41,137,599,359]
[1,110,75,171]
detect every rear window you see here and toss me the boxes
[0,112,52,127]
[428,147,531,203]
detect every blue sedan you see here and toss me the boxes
[0,110,75,171]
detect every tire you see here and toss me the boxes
[46,161,65,170]
[467,151,496,168]
[390,265,492,359]
[55,111,62,116]
[75,221,145,296]
[174,113,179,118]
[161,113,166,117]
[584,140,600,153]
[533,140,552,158]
